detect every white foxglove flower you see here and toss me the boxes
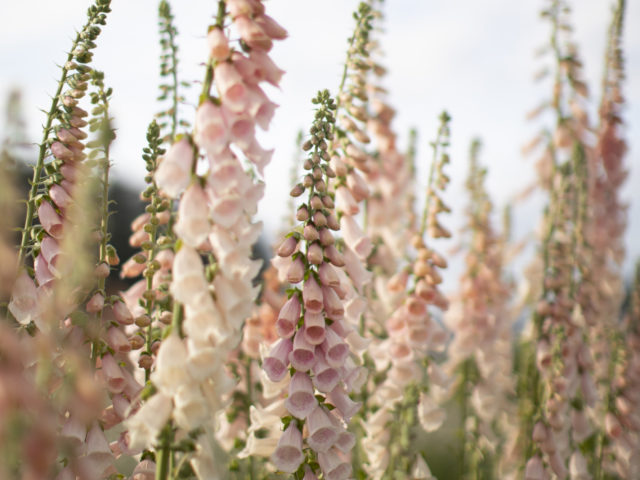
[126,393,172,450]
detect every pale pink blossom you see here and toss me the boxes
[303,312,326,345]
[8,272,39,325]
[106,327,131,354]
[264,338,293,382]
[418,392,446,432]
[277,236,297,257]
[49,184,72,210]
[290,330,317,371]
[318,447,352,480]
[323,286,344,320]
[342,246,372,291]
[287,257,305,284]
[340,214,372,260]
[227,0,260,18]
[86,292,104,314]
[248,50,284,86]
[321,327,349,368]
[312,354,341,393]
[34,252,55,287]
[155,138,194,198]
[101,354,126,394]
[38,201,64,238]
[175,183,211,247]
[412,454,436,479]
[525,456,546,480]
[303,276,323,314]
[171,246,208,304]
[208,190,243,229]
[227,110,256,150]
[151,334,189,395]
[271,423,304,473]
[131,460,156,480]
[51,141,74,161]
[285,371,318,418]
[276,295,301,339]
[346,171,369,201]
[243,138,274,175]
[328,385,361,423]
[60,416,87,449]
[194,101,229,155]
[112,300,134,325]
[215,62,249,113]
[307,406,339,453]
[569,450,589,480]
[173,383,208,431]
[207,27,229,61]
[234,15,272,51]
[335,186,359,215]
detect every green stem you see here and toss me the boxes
[156,440,171,480]
[419,128,442,238]
[171,300,183,337]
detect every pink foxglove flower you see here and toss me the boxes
[207,26,229,61]
[306,406,339,453]
[285,371,318,418]
[340,214,372,261]
[263,338,293,382]
[290,329,317,371]
[151,334,189,396]
[303,312,326,345]
[170,245,208,304]
[38,201,64,239]
[175,183,211,247]
[155,138,194,198]
[271,423,304,473]
[8,272,40,325]
[317,447,352,480]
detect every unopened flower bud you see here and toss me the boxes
[319,228,334,246]
[326,213,340,231]
[307,243,323,265]
[94,263,110,278]
[278,236,298,257]
[297,206,309,222]
[139,355,153,370]
[135,315,151,328]
[290,184,305,197]
[310,196,323,210]
[130,335,145,350]
[303,175,314,188]
[312,211,327,228]
[304,224,319,242]
[86,293,104,314]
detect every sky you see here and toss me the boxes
[1,0,639,284]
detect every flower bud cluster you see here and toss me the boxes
[119,121,174,379]
[264,92,363,479]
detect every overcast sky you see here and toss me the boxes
[1,0,639,282]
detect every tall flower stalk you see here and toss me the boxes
[446,140,514,479]
[16,0,111,267]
